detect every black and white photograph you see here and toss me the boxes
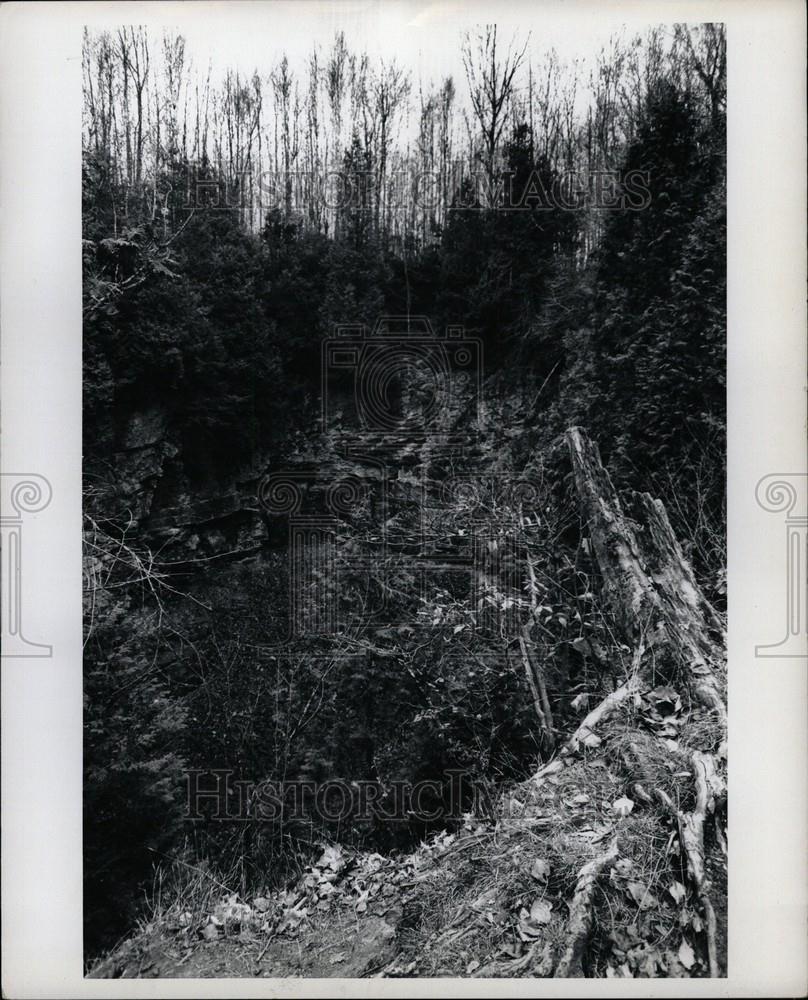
[80,7,730,979]
[0,1,806,996]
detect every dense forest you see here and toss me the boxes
[83,22,726,977]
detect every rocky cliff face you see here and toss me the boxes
[90,405,273,566]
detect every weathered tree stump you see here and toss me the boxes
[543,428,727,977]
[565,426,726,722]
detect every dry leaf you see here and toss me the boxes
[640,951,664,976]
[387,960,417,976]
[668,881,686,905]
[570,690,591,711]
[517,925,542,942]
[316,844,346,872]
[678,939,696,970]
[529,899,553,924]
[626,881,658,909]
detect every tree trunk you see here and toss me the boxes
[533,429,728,976]
[565,427,726,722]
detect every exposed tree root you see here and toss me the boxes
[567,647,643,753]
[534,649,643,782]
[679,751,725,978]
[629,742,725,978]
[471,940,553,978]
[554,840,619,977]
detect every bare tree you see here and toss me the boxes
[271,56,300,216]
[304,46,324,230]
[677,23,726,128]
[120,27,150,190]
[461,25,529,205]
[371,60,410,233]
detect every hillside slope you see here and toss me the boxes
[90,429,727,980]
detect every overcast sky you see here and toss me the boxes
[83,1,687,108]
[174,1,642,86]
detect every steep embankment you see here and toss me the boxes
[90,429,726,980]
[91,698,725,979]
